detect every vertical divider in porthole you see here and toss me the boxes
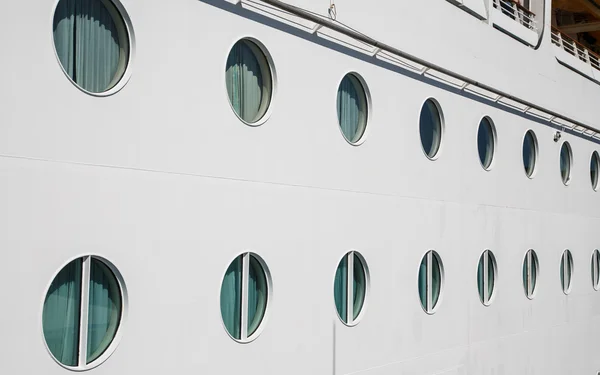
[591,249,600,291]
[522,249,538,299]
[42,256,125,370]
[477,250,497,306]
[220,253,270,342]
[334,251,368,326]
[560,250,574,294]
[418,250,443,314]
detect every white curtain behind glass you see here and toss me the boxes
[352,256,365,319]
[334,256,347,322]
[53,0,121,93]
[418,259,427,309]
[337,76,365,143]
[87,259,121,363]
[220,257,242,339]
[42,259,82,367]
[226,41,265,123]
[431,254,441,307]
[247,256,267,336]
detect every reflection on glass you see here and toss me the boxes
[226,39,272,123]
[560,142,572,185]
[87,259,122,363]
[42,259,82,366]
[477,118,495,169]
[420,99,442,158]
[247,255,268,336]
[337,74,368,143]
[523,130,537,177]
[591,152,599,190]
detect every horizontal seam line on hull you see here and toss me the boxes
[0,152,597,220]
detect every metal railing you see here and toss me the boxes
[551,27,600,71]
[492,0,537,31]
[245,0,600,138]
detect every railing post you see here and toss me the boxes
[516,4,525,27]
[557,32,564,48]
[584,49,591,64]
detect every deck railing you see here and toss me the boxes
[551,27,600,71]
[492,0,537,31]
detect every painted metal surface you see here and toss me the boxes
[0,0,599,374]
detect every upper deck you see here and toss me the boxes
[240,0,600,139]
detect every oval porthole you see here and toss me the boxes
[42,256,125,370]
[52,0,131,95]
[477,250,497,306]
[419,99,443,159]
[418,250,444,314]
[560,249,574,294]
[220,252,270,342]
[522,249,539,299]
[477,117,496,170]
[560,142,573,185]
[336,73,369,144]
[522,130,538,178]
[591,249,600,291]
[334,251,368,326]
[225,39,274,125]
[591,151,599,191]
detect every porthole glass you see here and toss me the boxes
[522,130,538,178]
[334,251,368,325]
[53,0,130,94]
[591,249,600,291]
[477,250,497,306]
[418,251,443,314]
[591,151,599,191]
[560,250,574,294]
[477,117,495,170]
[419,99,443,159]
[226,39,273,124]
[560,142,572,185]
[522,250,539,299]
[220,253,270,341]
[42,257,123,369]
[336,73,368,144]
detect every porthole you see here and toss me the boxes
[419,99,444,159]
[220,253,270,342]
[522,130,538,178]
[591,151,599,191]
[334,251,368,326]
[559,142,573,185]
[522,249,539,299]
[591,249,600,291]
[477,250,497,306]
[336,73,369,144]
[225,39,274,125]
[42,256,125,370]
[52,0,132,95]
[560,249,574,294]
[418,250,444,314]
[477,117,496,170]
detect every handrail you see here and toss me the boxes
[551,26,600,71]
[552,26,600,61]
[505,0,535,16]
[492,0,537,31]
[252,0,599,137]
